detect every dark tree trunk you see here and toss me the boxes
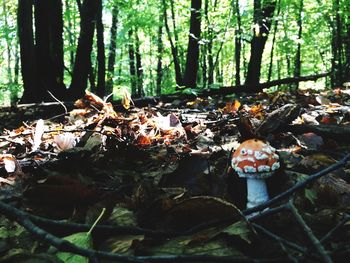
[245,0,276,91]
[183,0,202,88]
[267,0,281,82]
[34,0,65,100]
[331,0,343,86]
[135,31,143,97]
[128,29,137,95]
[14,43,20,84]
[293,0,303,89]
[234,0,242,86]
[96,0,105,98]
[18,0,41,103]
[65,0,75,70]
[106,5,118,95]
[346,6,350,79]
[156,13,164,96]
[69,0,98,100]
[162,0,183,86]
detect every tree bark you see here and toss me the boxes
[135,31,143,97]
[162,0,183,86]
[183,0,202,88]
[128,29,137,95]
[234,0,242,86]
[293,0,303,87]
[18,0,41,103]
[106,5,118,95]
[69,0,98,100]
[34,0,66,100]
[156,12,164,96]
[245,0,276,91]
[96,0,106,98]
[267,0,281,82]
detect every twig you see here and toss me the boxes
[320,214,350,244]
[1,200,281,262]
[243,153,350,216]
[252,223,306,254]
[47,91,68,114]
[286,200,332,263]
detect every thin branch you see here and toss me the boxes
[252,223,306,254]
[0,200,279,263]
[243,153,350,216]
[320,214,350,244]
[286,200,332,263]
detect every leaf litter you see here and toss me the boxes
[0,87,350,262]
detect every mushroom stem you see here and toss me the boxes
[246,178,269,209]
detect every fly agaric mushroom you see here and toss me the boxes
[231,139,280,209]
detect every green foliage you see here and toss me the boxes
[56,232,92,263]
[0,0,349,105]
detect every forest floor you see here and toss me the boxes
[0,88,350,263]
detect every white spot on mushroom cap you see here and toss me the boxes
[254,151,269,160]
[262,147,272,154]
[247,149,254,155]
[271,162,280,171]
[258,165,271,172]
[273,154,279,160]
[244,165,257,173]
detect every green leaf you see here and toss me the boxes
[56,232,92,263]
[222,220,254,244]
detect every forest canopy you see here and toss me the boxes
[0,0,349,105]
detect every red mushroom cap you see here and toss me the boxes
[231,139,280,179]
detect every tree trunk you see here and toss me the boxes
[106,5,118,95]
[245,0,276,91]
[346,5,350,80]
[18,0,41,103]
[65,0,75,70]
[135,31,143,97]
[331,0,343,86]
[156,12,164,96]
[293,0,303,89]
[34,0,66,100]
[3,0,12,83]
[69,0,98,100]
[162,0,183,86]
[128,29,137,95]
[96,0,105,98]
[234,0,242,86]
[183,0,202,88]
[267,0,281,82]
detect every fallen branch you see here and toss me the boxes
[0,201,280,263]
[286,124,350,142]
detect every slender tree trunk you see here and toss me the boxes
[162,0,183,86]
[128,29,137,95]
[293,0,303,89]
[183,0,202,88]
[331,0,343,86]
[14,43,20,84]
[156,12,164,95]
[245,0,276,91]
[135,31,143,97]
[69,0,98,100]
[346,5,350,79]
[3,0,12,83]
[65,0,75,70]
[18,0,42,103]
[96,0,105,97]
[267,0,281,82]
[106,5,118,95]
[234,0,242,86]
